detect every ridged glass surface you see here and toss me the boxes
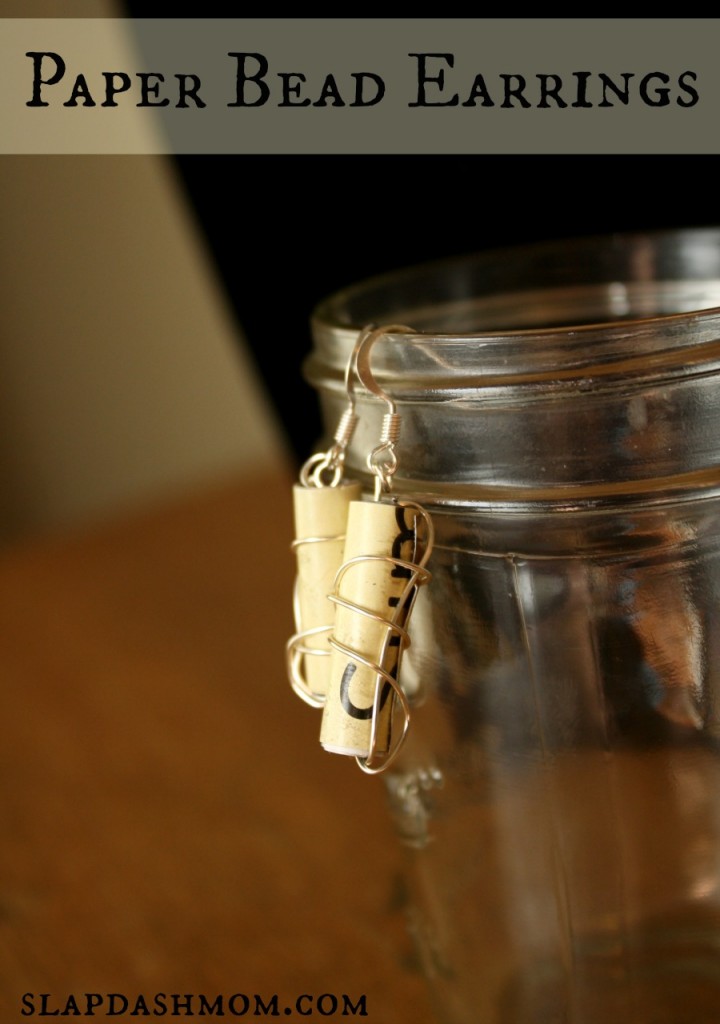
[311,230,720,1023]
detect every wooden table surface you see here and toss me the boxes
[0,469,433,1023]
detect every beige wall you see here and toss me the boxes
[0,155,287,541]
[0,2,288,541]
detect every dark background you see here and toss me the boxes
[173,153,719,461]
[121,12,718,461]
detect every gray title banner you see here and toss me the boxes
[2,19,715,153]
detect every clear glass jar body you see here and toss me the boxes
[309,230,720,1024]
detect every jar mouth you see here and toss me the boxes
[310,228,720,387]
[307,228,720,500]
[314,228,720,334]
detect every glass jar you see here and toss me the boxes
[308,229,720,1024]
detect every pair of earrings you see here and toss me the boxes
[287,325,434,775]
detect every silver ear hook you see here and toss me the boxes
[354,323,414,500]
[299,325,379,488]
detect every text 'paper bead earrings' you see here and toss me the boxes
[288,324,434,775]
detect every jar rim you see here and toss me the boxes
[307,228,720,499]
[310,228,720,386]
[314,228,720,325]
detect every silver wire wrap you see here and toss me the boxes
[327,499,434,775]
[287,535,346,708]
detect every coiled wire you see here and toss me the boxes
[286,526,348,709]
[327,500,434,774]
